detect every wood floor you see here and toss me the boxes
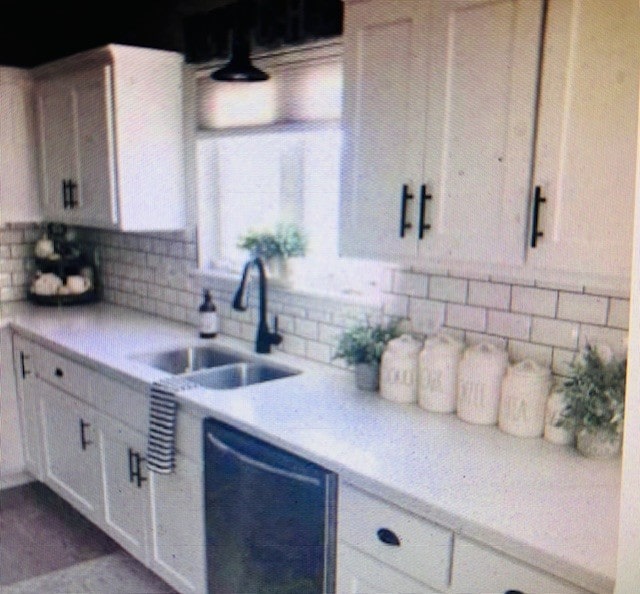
[0,482,177,593]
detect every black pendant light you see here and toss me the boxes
[211,0,269,82]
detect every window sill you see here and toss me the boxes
[189,266,382,309]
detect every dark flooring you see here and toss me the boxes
[0,482,177,592]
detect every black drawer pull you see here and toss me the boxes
[530,185,546,248]
[399,184,413,238]
[418,184,432,239]
[377,527,401,546]
[55,367,64,378]
[504,591,524,594]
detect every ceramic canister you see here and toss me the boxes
[380,334,423,404]
[498,359,552,438]
[418,333,465,413]
[456,342,508,425]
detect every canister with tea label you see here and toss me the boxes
[456,342,508,425]
[498,359,552,438]
[380,334,422,404]
[418,333,465,413]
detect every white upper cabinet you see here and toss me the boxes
[340,0,544,267]
[33,44,187,231]
[0,67,41,224]
[526,0,640,283]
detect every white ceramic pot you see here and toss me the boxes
[355,362,379,392]
[543,389,575,446]
[576,427,622,458]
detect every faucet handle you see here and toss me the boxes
[272,315,283,346]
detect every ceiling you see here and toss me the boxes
[0,0,230,68]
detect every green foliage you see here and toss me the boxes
[558,344,626,437]
[237,223,307,259]
[333,319,403,366]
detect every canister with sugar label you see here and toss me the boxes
[499,359,551,438]
[380,334,422,404]
[418,333,464,413]
[456,342,508,425]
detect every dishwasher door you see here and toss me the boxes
[203,417,337,594]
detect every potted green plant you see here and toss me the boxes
[557,343,627,458]
[333,318,403,391]
[237,222,307,283]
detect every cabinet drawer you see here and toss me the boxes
[92,374,148,433]
[450,536,590,594]
[338,483,452,590]
[34,346,90,401]
[338,541,441,594]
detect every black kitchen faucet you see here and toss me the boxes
[232,257,283,353]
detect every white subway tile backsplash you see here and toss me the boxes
[487,310,531,340]
[511,286,557,317]
[408,298,446,335]
[608,298,630,330]
[557,292,608,325]
[393,270,429,298]
[429,276,467,303]
[383,293,409,318]
[468,280,510,310]
[295,318,319,340]
[446,303,486,332]
[530,317,579,350]
[578,325,628,359]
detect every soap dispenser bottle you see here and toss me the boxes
[199,289,219,338]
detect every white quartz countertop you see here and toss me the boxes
[2,302,620,593]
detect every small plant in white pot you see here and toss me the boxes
[333,319,402,391]
[237,222,307,284]
[557,343,627,458]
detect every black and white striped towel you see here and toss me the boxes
[146,377,199,474]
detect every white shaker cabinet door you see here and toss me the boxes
[98,419,149,565]
[420,0,543,267]
[339,0,428,261]
[35,77,78,222]
[0,68,40,224]
[12,334,43,479]
[527,0,640,281]
[39,380,103,525]
[339,0,543,268]
[149,453,206,594]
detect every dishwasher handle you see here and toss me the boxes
[206,432,321,487]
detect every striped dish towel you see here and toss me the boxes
[146,377,199,474]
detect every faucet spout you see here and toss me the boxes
[232,257,283,353]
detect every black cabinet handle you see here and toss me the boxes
[399,184,413,238]
[79,419,92,450]
[504,591,524,594]
[530,185,546,248]
[377,527,401,546]
[62,179,69,209]
[128,448,147,488]
[19,351,31,379]
[68,180,78,208]
[419,184,432,239]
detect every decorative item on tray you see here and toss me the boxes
[29,223,98,306]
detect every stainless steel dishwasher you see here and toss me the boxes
[203,417,337,593]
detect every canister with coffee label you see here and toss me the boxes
[418,333,465,413]
[380,334,422,404]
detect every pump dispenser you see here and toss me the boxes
[199,289,219,338]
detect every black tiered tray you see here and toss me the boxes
[29,255,98,307]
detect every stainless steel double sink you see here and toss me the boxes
[133,345,300,390]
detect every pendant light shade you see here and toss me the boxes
[211,1,269,82]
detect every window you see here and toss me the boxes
[195,43,383,298]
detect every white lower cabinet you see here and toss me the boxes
[337,541,441,593]
[98,419,149,565]
[39,379,103,525]
[149,453,206,594]
[450,536,590,594]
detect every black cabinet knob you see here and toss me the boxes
[377,527,401,546]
